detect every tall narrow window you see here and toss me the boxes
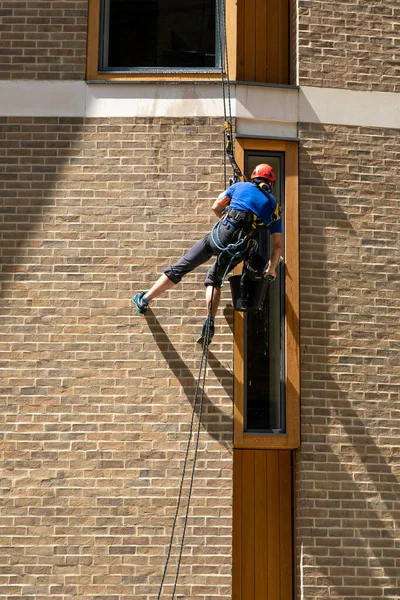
[244,152,285,433]
[233,138,299,450]
[99,0,222,71]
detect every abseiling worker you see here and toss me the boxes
[133,164,283,344]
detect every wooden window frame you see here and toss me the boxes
[86,0,237,82]
[233,139,300,450]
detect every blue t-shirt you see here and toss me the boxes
[225,182,282,234]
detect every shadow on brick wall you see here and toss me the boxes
[298,372,400,597]
[298,136,400,598]
[0,117,85,298]
[0,115,235,597]
[145,310,233,444]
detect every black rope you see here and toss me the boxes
[221,0,233,135]
[216,0,244,185]
[156,3,240,595]
[216,0,228,188]
[171,300,213,597]
[156,291,215,600]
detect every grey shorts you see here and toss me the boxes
[164,220,248,288]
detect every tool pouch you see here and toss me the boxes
[228,252,268,312]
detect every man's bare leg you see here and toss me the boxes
[206,285,221,318]
[196,285,220,345]
[133,274,175,313]
[143,274,175,303]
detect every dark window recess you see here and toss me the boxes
[244,152,285,433]
[101,0,219,70]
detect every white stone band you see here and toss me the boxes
[0,81,399,134]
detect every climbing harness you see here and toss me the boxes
[211,219,254,285]
[210,186,279,294]
[222,181,282,310]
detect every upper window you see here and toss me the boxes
[87,0,293,83]
[99,0,222,73]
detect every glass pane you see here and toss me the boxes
[244,152,285,433]
[101,0,219,70]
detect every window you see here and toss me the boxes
[245,151,285,433]
[100,0,221,71]
[87,0,226,80]
[87,0,293,83]
[233,139,299,450]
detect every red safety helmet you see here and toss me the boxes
[250,163,276,186]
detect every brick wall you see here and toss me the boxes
[0,116,233,599]
[298,0,400,92]
[0,1,87,80]
[297,122,400,599]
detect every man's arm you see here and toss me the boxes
[264,232,283,280]
[211,191,231,218]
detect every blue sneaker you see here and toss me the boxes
[196,317,215,345]
[132,292,149,315]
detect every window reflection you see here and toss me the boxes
[101,0,221,70]
[244,152,285,433]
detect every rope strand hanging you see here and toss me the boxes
[156,292,215,600]
[156,3,241,596]
[216,0,245,186]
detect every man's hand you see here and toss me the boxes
[264,260,276,281]
[211,192,230,217]
[265,233,283,280]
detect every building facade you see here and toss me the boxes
[0,1,399,599]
